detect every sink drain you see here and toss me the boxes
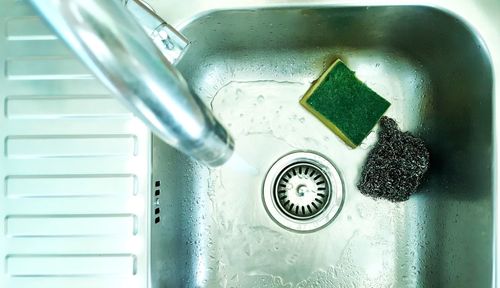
[275,163,330,219]
[263,151,343,232]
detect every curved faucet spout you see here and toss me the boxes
[28,0,234,167]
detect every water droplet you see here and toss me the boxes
[299,117,305,123]
[257,95,265,103]
[357,205,367,218]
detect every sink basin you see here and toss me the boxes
[151,6,493,287]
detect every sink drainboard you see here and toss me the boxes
[263,151,344,232]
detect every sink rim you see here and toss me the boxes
[152,2,498,287]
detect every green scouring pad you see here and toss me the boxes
[300,59,391,147]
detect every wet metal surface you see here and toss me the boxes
[152,6,493,288]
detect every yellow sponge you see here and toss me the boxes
[300,59,391,147]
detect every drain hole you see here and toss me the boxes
[155,217,160,224]
[155,207,160,215]
[272,162,332,220]
[263,152,344,232]
[155,180,161,187]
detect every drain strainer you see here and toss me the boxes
[263,151,344,232]
[275,163,330,219]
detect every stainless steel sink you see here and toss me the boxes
[1,0,497,287]
[152,5,493,288]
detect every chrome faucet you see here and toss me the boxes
[28,0,234,167]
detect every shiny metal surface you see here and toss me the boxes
[152,4,495,288]
[0,0,151,287]
[28,0,234,167]
[124,0,190,65]
[1,0,498,287]
[262,151,344,232]
[275,163,330,219]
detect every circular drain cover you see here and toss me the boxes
[263,151,344,232]
[275,163,330,219]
